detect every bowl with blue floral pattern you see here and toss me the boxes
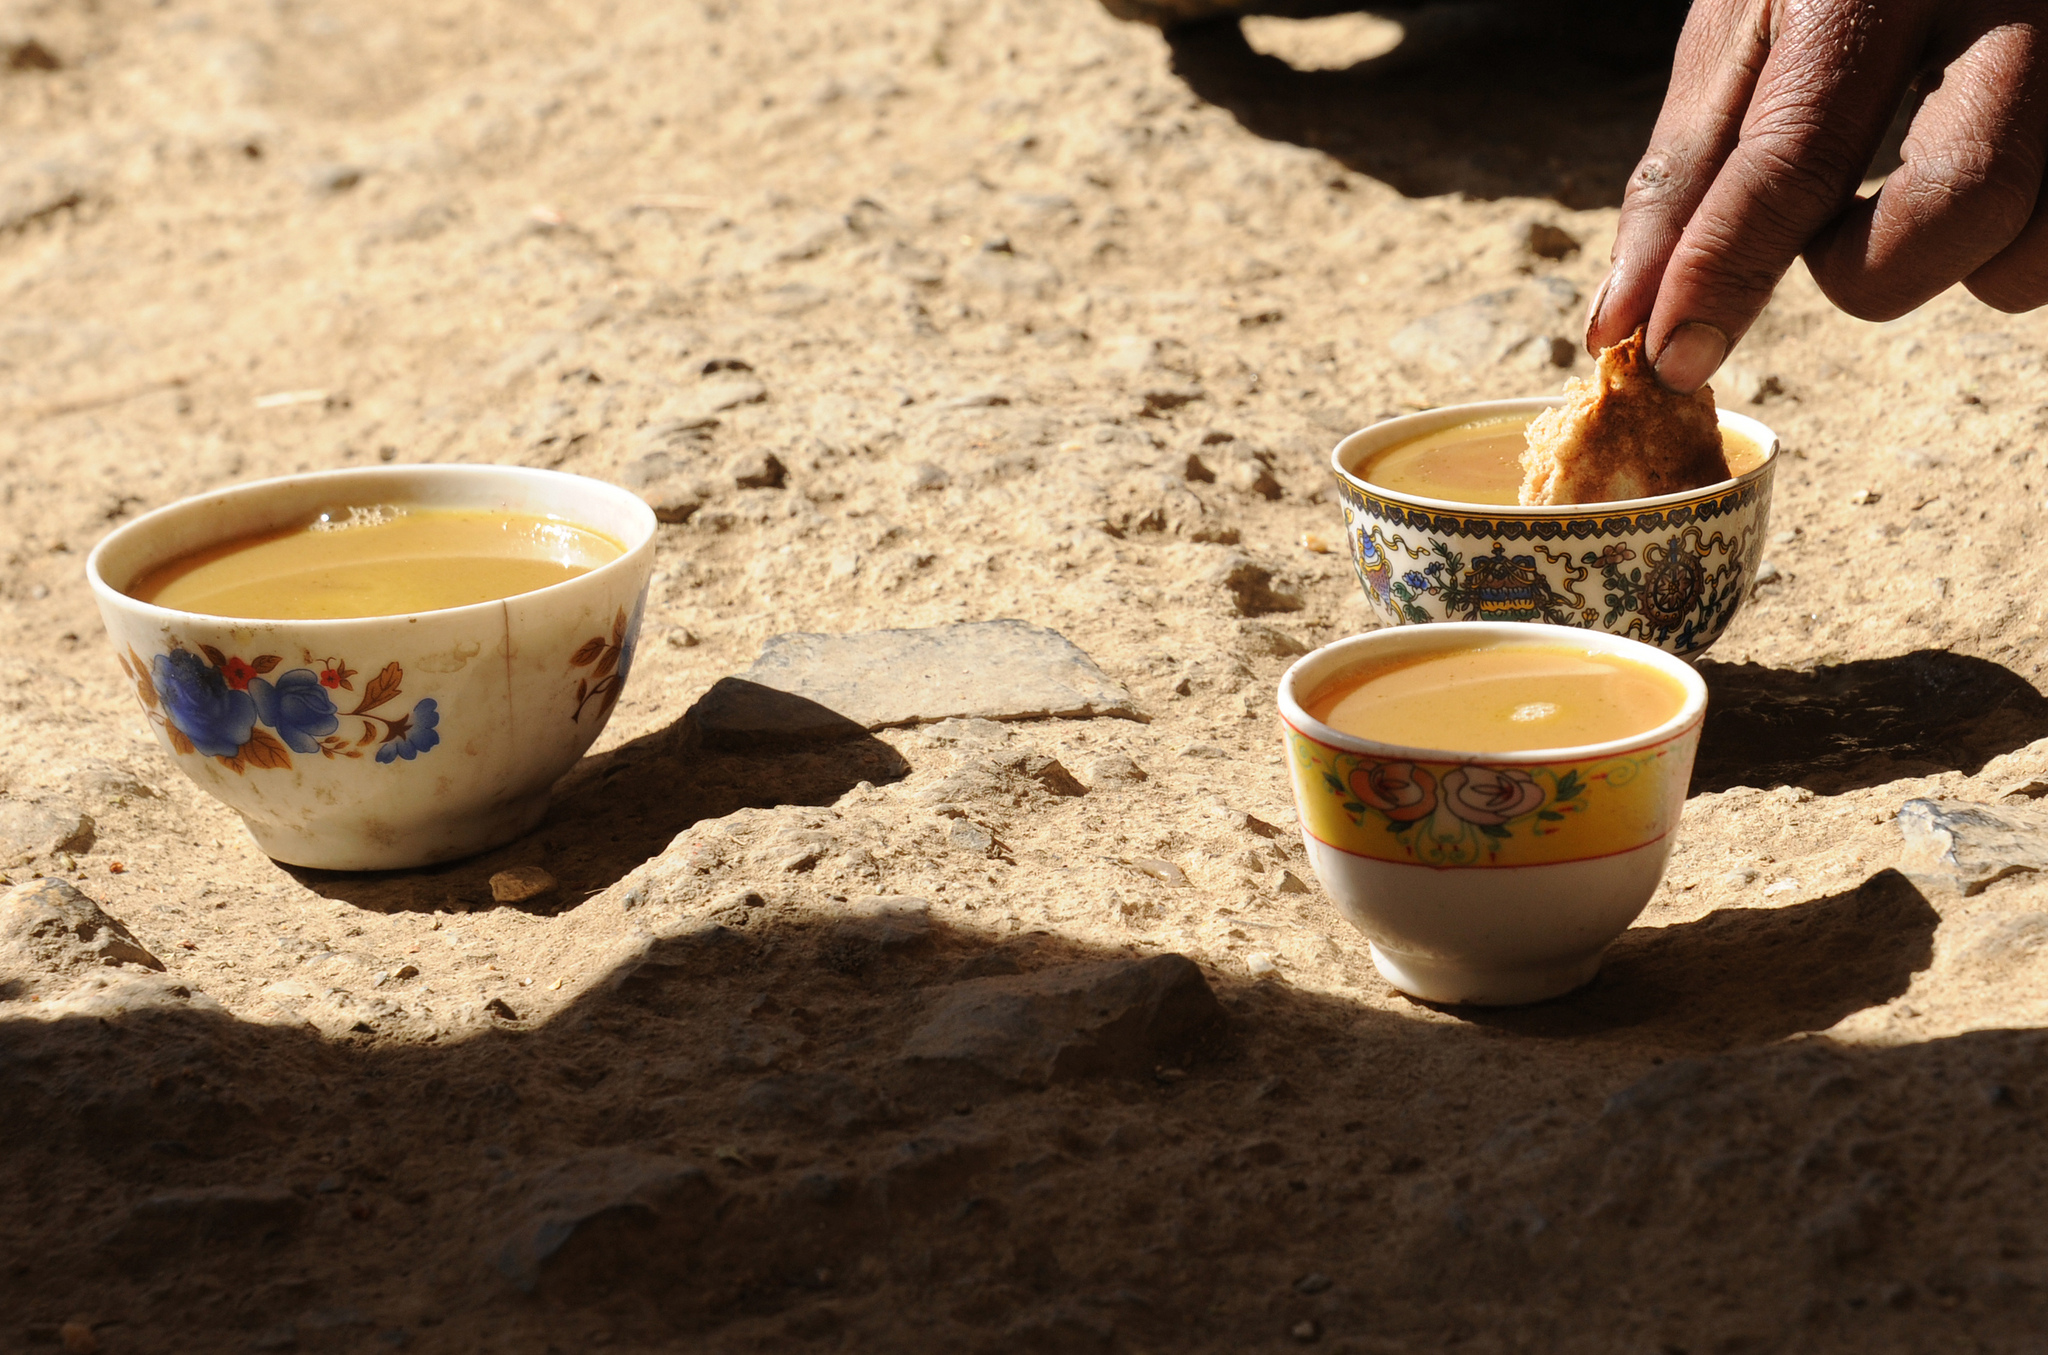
[86,465,656,871]
[1331,398,1779,658]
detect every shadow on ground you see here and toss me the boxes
[1162,2,1689,207]
[286,686,910,917]
[1454,869,1939,1049]
[7,863,2038,1352]
[1692,649,2048,796]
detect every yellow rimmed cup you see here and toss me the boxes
[1278,622,1707,1006]
[1330,398,1779,658]
[85,465,657,871]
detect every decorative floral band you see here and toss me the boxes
[1333,472,1766,544]
[119,644,440,774]
[1284,721,1688,868]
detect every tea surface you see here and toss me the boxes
[1304,641,1688,753]
[129,507,623,619]
[1361,414,1764,506]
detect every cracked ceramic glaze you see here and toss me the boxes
[1331,398,1779,658]
[86,465,656,870]
[1279,623,1706,1007]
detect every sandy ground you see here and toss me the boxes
[6,1,2048,1351]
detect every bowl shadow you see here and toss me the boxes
[1446,868,1939,1050]
[285,683,910,916]
[1691,649,2048,796]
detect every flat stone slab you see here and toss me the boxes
[733,620,1144,731]
[1898,798,2048,895]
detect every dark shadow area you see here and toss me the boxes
[1691,649,2048,796]
[1453,869,1938,1050]
[285,684,909,917]
[5,897,2048,1352]
[1164,3,1688,208]
[1161,2,1915,208]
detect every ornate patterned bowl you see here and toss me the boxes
[86,466,656,871]
[1330,399,1779,657]
[1279,622,1707,1005]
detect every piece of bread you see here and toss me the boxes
[1518,328,1730,506]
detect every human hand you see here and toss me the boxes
[1587,0,2048,392]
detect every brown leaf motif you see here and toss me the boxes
[199,644,228,669]
[240,728,293,771]
[566,610,631,724]
[569,637,607,667]
[250,654,283,675]
[353,661,404,715]
[166,722,194,756]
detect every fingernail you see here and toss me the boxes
[1654,322,1727,394]
[1584,268,1617,352]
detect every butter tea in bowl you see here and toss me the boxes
[1280,622,1707,1006]
[87,465,658,871]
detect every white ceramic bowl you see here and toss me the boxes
[1278,622,1707,1005]
[86,465,657,870]
[1331,399,1779,657]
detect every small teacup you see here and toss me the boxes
[1278,622,1707,1005]
[1330,399,1779,657]
[86,465,657,871]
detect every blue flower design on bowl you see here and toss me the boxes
[249,669,342,754]
[375,699,441,763]
[151,649,256,757]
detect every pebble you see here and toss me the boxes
[1752,560,1782,586]
[1272,870,1311,895]
[1,877,163,975]
[1524,221,1580,260]
[489,866,558,905]
[639,483,704,524]
[1238,622,1309,658]
[1294,1272,1333,1294]
[735,620,1142,729]
[1209,556,1304,617]
[1849,488,1881,506]
[948,820,997,855]
[1291,1319,1321,1343]
[1087,753,1148,787]
[729,449,787,490]
[1246,951,1278,977]
[59,1322,97,1354]
[1133,858,1187,886]
[901,953,1225,1088]
[0,798,95,867]
[5,38,62,71]
[1180,743,1230,759]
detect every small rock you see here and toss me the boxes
[1718,364,1784,405]
[485,997,521,1022]
[1524,221,1580,260]
[737,1073,894,1131]
[948,820,997,855]
[1087,753,1148,787]
[1180,743,1230,759]
[105,1187,304,1262]
[1183,452,1216,483]
[905,462,950,492]
[1849,488,1881,506]
[0,798,95,866]
[1291,1319,1321,1343]
[307,163,364,196]
[1139,384,1204,415]
[1210,557,1304,617]
[1899,799,2048,895]
[1294,1272,1333,1295]
[493,1150,716,1293]
[1238,623,1309,658]
[737,620,1144,729]
[729,450,787,490]
[1012,754,1086,798]
[58,1322,97,1354]
[684,677,879,752]
[901,953,1225,1088]
[1752,560,1782,587]
[5,38,62,71]
[640,483,704,525]
[1221,455,1282,500]
[490,866,557,905]
[665,377,767,423]
[1272,869,1312,895]
[1389,282,1579,374]
[1132,858,1187,886]
[1,878,162,975]
[393,964,420,980]
[1246,951,1278,977]
[831,896,933,951]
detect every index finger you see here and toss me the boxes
[1643,2,1936,390]
[1587,0,1776,355]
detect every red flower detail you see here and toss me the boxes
[220,657,257,691]
[319,669,341,689]
[1349,761,1437,824]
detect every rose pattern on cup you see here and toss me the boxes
[1289,729,1672,868]
[117,642,440,773]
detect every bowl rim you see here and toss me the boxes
[85,462,658,630]
[1277,621,1709,765]
[1330,396,1780,516]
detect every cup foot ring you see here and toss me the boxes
[1368,942,1603,1007]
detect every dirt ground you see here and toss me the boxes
[6,1,2048,1351]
